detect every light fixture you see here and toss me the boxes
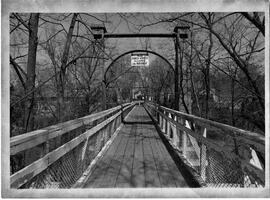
[90,24,107,39]
[174,26,190,39]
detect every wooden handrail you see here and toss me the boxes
[11,103,132,155]
[145,102,265,187]
[10,103,135,188]
[146,102,265,154]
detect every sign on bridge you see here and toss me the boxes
[131,54,149,67]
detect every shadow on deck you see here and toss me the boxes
[82,105,200,188]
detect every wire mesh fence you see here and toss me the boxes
[145,102,265,188]
[10,103,135,188]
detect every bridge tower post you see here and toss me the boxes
[174,26,190,111]
[91,25,107,110]
[174,31,180,111]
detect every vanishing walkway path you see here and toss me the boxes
[10,102,264,190]
[83,105,189,188]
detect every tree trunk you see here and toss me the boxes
[178,36,190,114]
[57,13,78,122]
[101,39,107,110]
[231,68,237,126]
[205,21,213,119]
[190,67,201,116]
[24,13,39,132]
[231,78,235,126]
[188,25,201,116]
[163,91,167,106]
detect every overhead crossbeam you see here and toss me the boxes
[104,33,176,38]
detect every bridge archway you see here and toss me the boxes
[103,49,175,108]
[104,49,174,85]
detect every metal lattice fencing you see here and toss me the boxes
[10,103,135,189]
[20,140,89,188]
[145,102,265,188]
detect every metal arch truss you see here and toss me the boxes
[104,49,175,87]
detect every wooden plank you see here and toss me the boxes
[131,123,145,187]
[142,123,161,188]
[97,125,132,188]
[82,105,189,188]
[111,126,132,187]
[132,107,161,187]
[114,124,136,187]
[73,124,124,188]
[83,127,126,188]
[144,105,189,187]
[150,126,176,187]
[154,133,189,187]
[112,106,139,187]
[148,115,196,187]
[154,124,190,186]
[101,107,138,188]
[82,105,136,188]
[146,123,177,187]
[85,106,137,188]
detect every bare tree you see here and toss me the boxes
[56,13,78,122]
[199,13,214,119]
[23,13,40,132]
[241,12,264,36]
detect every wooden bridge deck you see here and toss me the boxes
[83,105,189,188]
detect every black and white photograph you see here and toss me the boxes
[2,0,269,198]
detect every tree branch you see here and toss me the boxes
[241,12,265,36]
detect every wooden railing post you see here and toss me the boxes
[167,113,171,136]
[159,110,162,128]
[155,103,159,121]
[172,115,179,146]
[117,114,121,127]
[163,111,167,134]
[95,130,102,154]
[181,119,187,157]
[107,120,113,138]
[161,111,164,132]
[182,132,187,157]
[45,140,50,155]
[120,104,124,122]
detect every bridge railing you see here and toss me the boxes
[145,102,265,188]
[10,102,136,188]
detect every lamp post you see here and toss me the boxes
[91,24,107,110]
[173,26,190,111]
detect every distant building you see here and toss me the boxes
[133,90,143,100]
